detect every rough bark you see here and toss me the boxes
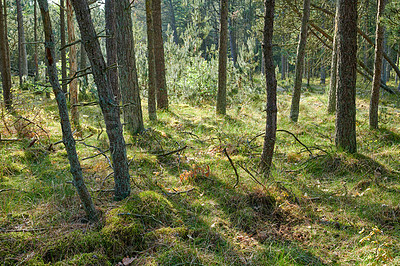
[146,0,157,121]
[70,0,131,200]
[115,0,144,135]
[0,0,12,109]
[289,0,311,122]
[105,0,120,103]
[260,0,277,175]
[60,0,67,93]
[153,0,168,109]
[37,0,98,222]
[335,0,357,153]
[216,0,229,115]
[16,0,28,85]
[369,0,386,129]
[327,3,339,114]
[66,0,80,130]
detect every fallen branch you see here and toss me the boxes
[167,187,196,195]
[237,163,267,190]
[0,138,21,142]
[277,129,313,156]
[223,148,240,188]
[80,142,113,169]
[157,145,187,157]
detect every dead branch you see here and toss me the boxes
[223,148,240,188]
[237,163,267,190]
[277,129,313,156]
[157,145,187,157]
[79,142,113,169]
[167,187,196,195]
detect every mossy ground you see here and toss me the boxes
[1,78,400,265]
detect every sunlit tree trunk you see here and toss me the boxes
[369,0,386,129]
[37,0,98,222]
[146,0,157,121]
[16,0,28,85]
[289,0,311,122]
[0,0,12,109]
[216,0,229,115]
[335,0,357,153]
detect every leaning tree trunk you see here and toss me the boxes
[153,0,168,109]
[37,0,98,222]
[16,0,28,85]
[105,0,120,103]
[327,3,339,114]
[216,0,229,115]
[335,0,357,153]
[289,0,311,122]
[60,0,67,93]
[369,0,386,129]
[70,0,131,200]
[66,0,80,130]
[260,0,277,175]
[0,0,12,109]
[114,0,144,135]
[146,0,157,121]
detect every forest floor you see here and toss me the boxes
[1,81,400,265]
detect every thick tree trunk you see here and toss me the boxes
[153,0,168,109]
[216,0,229,115]
[16,0,28,85]
[369,0,386,129]
[146,0,157,121]
[167,0,179,45]
[37,0,98,222]
[335,0,357,153]
[105,0,119,103]
[0,0,12,109]
[260,0,277,175]
[327,3,339,114]
[66,0,80,130]
[115,0,144,135]
[289,0,311,122]
[70,0,131,200]
[60,0,67,93]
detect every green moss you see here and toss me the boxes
[0,232,35,264]
[54,252,111,266]
[156,243,203,266]
[144,226,188,244]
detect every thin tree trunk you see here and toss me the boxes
[70,0,131,200]
[105,0,120,102]
[153,0,168,109]
[167,0,179,44]
[381,34,387,85]
[363,0,369,79]
[216,0,229,115]
[369,0,386,129]
[260,0,277,175]
[289,0,311,122]
[66,0,79,130]
[0,0,12,109]
[228,17,237,65]
[34,0,38,79]
[60,0,67,93]
[16,0,28,85]
[328,3,339,114]
[281,53,286,80]
[115,0,144,135]
[146,0,157,121]
[335,0,357,153]
[80,42,88,97]
[396,43,399,85]
[37,0,98,222]
[320,49,326,85]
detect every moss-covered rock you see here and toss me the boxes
[54,252,111,266]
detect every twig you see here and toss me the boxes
[0,138,21,142]
[59,39,81,51]
[223,148,240,188]
[81,149,110,161]
[166,187,195,195]
[276,129,313,156]
[80,142,113,169]
[237,163,267,190]
[0,227,48,233]
[157,145,187,157]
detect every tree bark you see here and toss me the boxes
[327,3,339,114]
[153,0,168,109]
[70,0,131,200]
[16,0,28,85]
[260,0,277,176]
[37,0,98,222]
[335,0,357,153]
[60,0,67,93]
[114,0,144,135]
[146,0,157,121]
[0,0,12,109]
[289,0,311,122]
[369,0,386,129]
[105,0,120,103]
[216,0,229,115]
[66,0,80,130]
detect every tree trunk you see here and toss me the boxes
[396,43,399,85]
[369,0,386,129]
[327,3,339,114]
[60,0,67,93]
[66,0,80,130]
[115,0,144,135]
[146,0,157,121]
[281,53,286,80]
[289,0,311,122]
[34,0,38,79]
[216,0,229,115]
[167,0,179,45]
[16,0,28,85]
[105,0,120,102]
[228,17,237,65]
[381,34,387,85]
[37,0,98,222]
[260,0,277,176]
[152,0,168,109]
[70,0,131,200]
[80,42,88,97]
[335,0,357,153]
[0,0,12,109]
[320,49,326,85]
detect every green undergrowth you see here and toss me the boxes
[1,82,400,265]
